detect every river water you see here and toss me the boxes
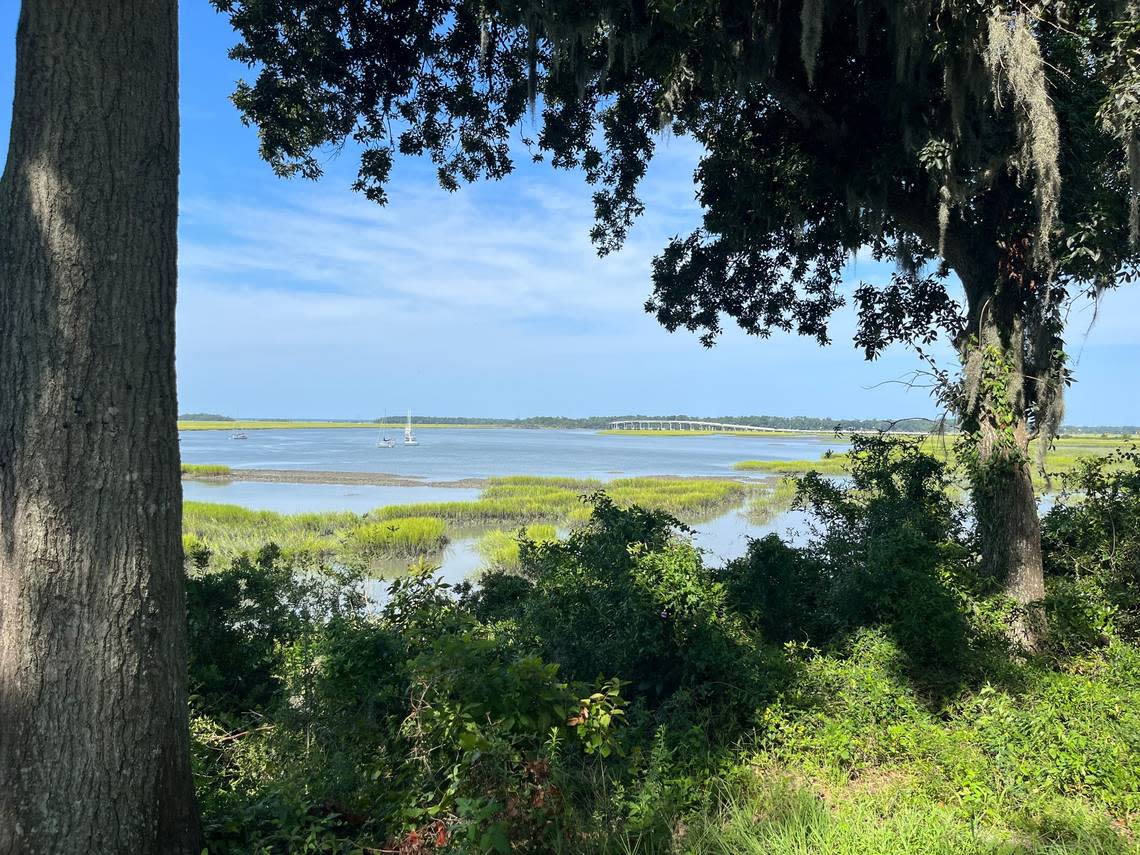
[180,428,838,581]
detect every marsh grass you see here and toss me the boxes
[734,436,1137,490]
[182,502,356,561]
[371,476,751,525]
[476,523,559,571]
[181,463,233,477]
[735,454,851,476]
[342,517,448,558]
[745,478,800,526]
[184,476,757,566]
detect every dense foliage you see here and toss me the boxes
[189,440,1140,853]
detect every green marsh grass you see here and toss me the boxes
[342,517,447,558]
[475,523,558,572]
[180,463,233,477]
[370,476,751,526]
[734,435,1138,490]
[183,476,757,567]
[182,502,355,561]
[735,454,851,476]
[745,478,800,526]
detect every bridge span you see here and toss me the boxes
[607,420,797,433]
[606,419,938,435]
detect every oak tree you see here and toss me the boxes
[0,1,201,850]
[215,0,1140,647]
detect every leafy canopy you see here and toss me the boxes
[215,1,1139,409]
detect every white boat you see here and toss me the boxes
[230,430,248,440]
[404,410,418,446]
[376,411,396,447]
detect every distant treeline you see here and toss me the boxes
[178,412,1137,434]
[180,413,234,421]
[180,413,949,432]
[1062,425,1140,435]
[390,415,956,432]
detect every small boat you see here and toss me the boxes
[404,410,418,446]
[376,431,395,448]
[230,430,248,440]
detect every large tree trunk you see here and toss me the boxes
[0,1,201,852]
[961,286,1046,651]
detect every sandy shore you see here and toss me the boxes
[183,469,487,489]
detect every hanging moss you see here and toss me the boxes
[1129,134,1139,245]
[938,184,952,255]
[984,10,1062,270]
[800,0,824,85]
[890,0,932,83]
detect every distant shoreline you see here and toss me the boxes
[179,420,511,432]
[183,468,487,488]
[181,468,767,488]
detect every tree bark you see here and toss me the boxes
[0,1,201,852]
[961,281,1047,651]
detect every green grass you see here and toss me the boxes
[184,504,449,564]
[476,524,559,572]
[735,454,852,476]
[181,463,233,477]
[183,476,757,567]
[677,772,1135,854]
[370,476,752,526]
[627,631,1140,855]
[182,502,357,561]
[745,478,800,526]
[342,517,448,558]
[733,435,1138,489]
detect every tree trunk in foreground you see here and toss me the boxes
[962,293,1046,651]
[0,1,201,852]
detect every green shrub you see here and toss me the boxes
[187,544,366,716]
[187,444,1140,854]
[476,495,776,729]
[721,533,828,642]
[1043,449,1140,642]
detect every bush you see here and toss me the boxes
[726,437,983,686]
[477,495,772,721]
[188,445,1140,854]
[1043,449,1140,643]
[187,544,366,714]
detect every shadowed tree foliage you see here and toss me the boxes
[214,0,1140,647]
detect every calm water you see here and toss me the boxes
[179,427,847,481]
[180,428,834,584]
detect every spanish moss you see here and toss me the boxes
[984,9,1062,270]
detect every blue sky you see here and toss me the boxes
[1,4,1137,423]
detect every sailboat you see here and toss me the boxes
[376,411,395,447]
[403,410,418,446]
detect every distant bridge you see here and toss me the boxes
[606,419,939,435]
[608,420,800,433]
